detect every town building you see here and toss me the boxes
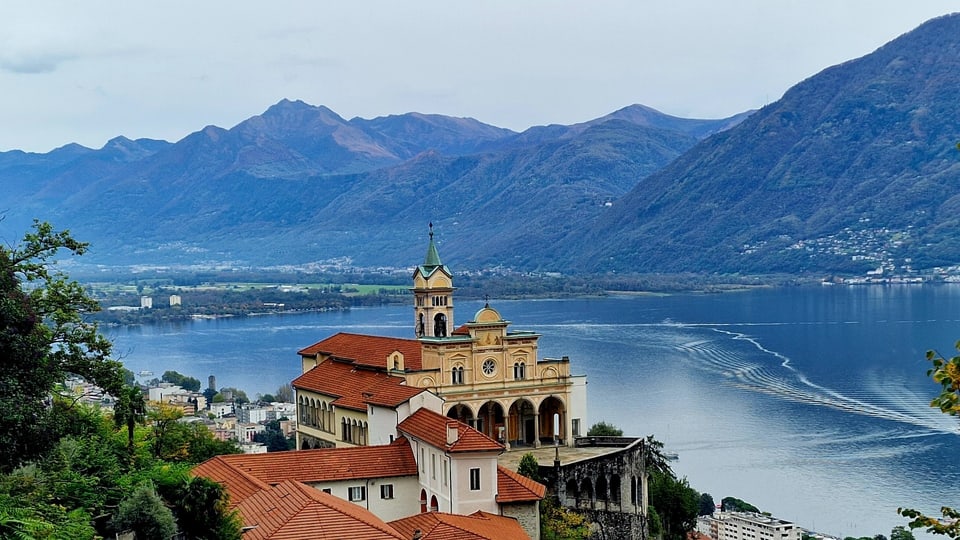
[697,511,802,540]
[294,224,587,450]
[194,405,544,538]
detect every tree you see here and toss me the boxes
[897,345,960,538]
[275,383,294,403]
[649,471,699,540]
[517,453,541,483]
[699,492,716,516]
[587,421,622,436]
[722,496,760,513]
[114,385,148,458]
[891,525,916,540]
[0,221,125,471]
[111,482,177,540]
[162,370,201,392]
[643,434,674,478]
[168,476,242,540]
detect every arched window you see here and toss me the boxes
[434,313,447,337]
[451,365,464,385]
[420,489,428,513]
[429,495,439,512]
[513,362,525,380]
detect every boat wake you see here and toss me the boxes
[672,323,958,435]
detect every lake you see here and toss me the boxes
[107,285,960,538]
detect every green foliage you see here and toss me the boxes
[0,494,97,540]
[891,525,917,540]
[540,497,589,540]
[586,421,622,436]
[722,496,760,513]
[896,345,960,538]
[643,435,674,478]
[647,506,663,537]
[0,223,242,538]
[649,471,699,540]
[517,453,541,483]
[147,405,240,463]
[0,222,125,471]
[111,482,177,540]
[699,492,716,516]
[253,420,295,452]
[161,370,201,392]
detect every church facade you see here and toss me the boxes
[294,225,587,450]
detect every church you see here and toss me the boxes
[294,224,588,451]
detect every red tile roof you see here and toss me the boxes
[193,438,418,488]
[293,359,422,411]
[397,408,503,453]
[389,510,530,540]
[496,465,547,503]
[192,456,272,508]
[298,332,423,371]
[236,480,405,540]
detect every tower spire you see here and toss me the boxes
[423,222,442,268]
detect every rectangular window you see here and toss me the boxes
[348,486,366,502]
[322,488,332,494]
[380,484,394,499]
[572,418,581,437]
[431,454,436,479]
[420,448,425,471]
[469,467,481,491]
[443,460,448,486]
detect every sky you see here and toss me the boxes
[0,1,955,153]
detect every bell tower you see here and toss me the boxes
[412,223,454,338]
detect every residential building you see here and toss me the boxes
[698,511,802,540]
[194,405,544,538]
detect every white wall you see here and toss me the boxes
[305,475,420,521]
[568,375,588,439]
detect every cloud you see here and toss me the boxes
[0,51,78,74]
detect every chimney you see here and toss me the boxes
[412,529,422,540]
[446,422,459,445]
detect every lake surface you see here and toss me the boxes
[108,285,960,538]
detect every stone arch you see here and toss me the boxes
[476,401,506,441]
[610,474,622,504]
[579,477,594,509]
[596,475,609,509]
[446,403,475,426]
[538,395,566,445]
[508,398,537,446]
[564,479,579,507]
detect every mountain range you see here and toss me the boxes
[2,13,958,276]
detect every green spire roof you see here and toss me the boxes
[423,222,442,268]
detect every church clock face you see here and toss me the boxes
[482,359,496,376]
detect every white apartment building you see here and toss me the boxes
[699,511,802,540]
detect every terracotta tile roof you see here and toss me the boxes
[193,438,418,487]
[452,324,470,335]
[236,480,406,540]
[293,359,420,411]
[397,408,503,453]
[496,465,547,503]
[298,332,423,371]
[389,510,530,540]
[192,456,272,507]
